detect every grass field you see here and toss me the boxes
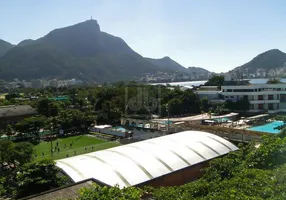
[34,135,120,160]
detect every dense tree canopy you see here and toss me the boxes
[15,115,46,140]
[15,159,67,198]
[225,98,250,112]
[78,185,143,200]
[149,135,286,200]
[0,140,68,198]
[54,134,286,200]
[267,78,282,84]
[0,140,34,170]
[204,75,225,86]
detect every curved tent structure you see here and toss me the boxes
[56,131,238,188]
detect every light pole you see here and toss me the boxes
[50,123,53,155]
[166,104,170,134]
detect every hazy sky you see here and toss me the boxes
[1,0,286,72]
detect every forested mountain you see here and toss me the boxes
[0,20,163,83]
[17,39,35,46]
[145,56,187,72]
[232,49,286,73]
[0,39,14,57]
[187,66,210,74]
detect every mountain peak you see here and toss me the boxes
[233,49,286,73]
[266,48,282,52]
[0,39,14,57]
[76,19,101,32]
[146,56,187,73]
[260,49,284,56]
[17,39,35,46]
[162,56,171,60]
[46,19,101,38]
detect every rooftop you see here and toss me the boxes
[56,131,238,188]
[21,179,97,200]
[0,105,37,118]
[153,112,239,122]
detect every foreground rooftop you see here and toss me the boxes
[56,131,238,188]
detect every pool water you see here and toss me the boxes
[213,117,230,123]
[113,126,127,132]
[247,121,285,134]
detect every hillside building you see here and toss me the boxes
[221,83,286,113]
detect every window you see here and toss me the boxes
[250,104,254,109]
[233,89,254,92]
[258,104,264,110]
[258,95,263,100]
[268,103,274,110]
[268,95,273,100]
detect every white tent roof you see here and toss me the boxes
[93,125,112,129]
[56,131,238,188]
[248,114,269,120]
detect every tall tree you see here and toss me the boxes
[16,116,46,139]
[5,124,13,140]
[15,159,67,198]
[0,141,34,171]
[205,75,225,86]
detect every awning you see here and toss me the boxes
[204,120,215,123]
[248,114,269,120]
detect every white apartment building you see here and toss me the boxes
[221,84,286,113]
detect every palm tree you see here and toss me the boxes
[208,111,212,119]
[6,124,13,140]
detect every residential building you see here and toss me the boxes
[256,69,267,77]
[49,79,59,88]
[31,79,43,88]
[195,86,221,101]
[7,82,17,89]
[221,83,286,113]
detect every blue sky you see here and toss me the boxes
[0,0,286,72]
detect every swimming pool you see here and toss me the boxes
[247,121,285,134]
[213,117,230,123]
[113,126,127,132]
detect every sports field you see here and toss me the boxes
[34,135,120,160]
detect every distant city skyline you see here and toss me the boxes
[1,0,286,72]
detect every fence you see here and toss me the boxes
[180,123,266,143]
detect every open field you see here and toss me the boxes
[34,135,120,160]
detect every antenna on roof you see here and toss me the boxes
[91,16,93,20]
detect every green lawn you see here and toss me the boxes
[34,135,120,160]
